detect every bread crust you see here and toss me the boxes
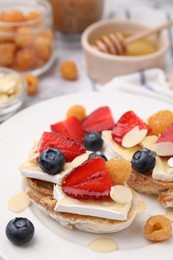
[127,171,173,208]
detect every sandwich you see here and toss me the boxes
[102,109,173,208]
[19,106,143,233]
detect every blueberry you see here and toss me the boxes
[131,148,156,173]
[89,151,108,161]
[38,148,65,175]
[6,217,34,246]
[83,132,103,151]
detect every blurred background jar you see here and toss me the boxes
[48,0,104,33]
[0,0,55,76]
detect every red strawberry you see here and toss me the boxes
[50,116,84,144]
[157,124,173,143]
[37,132,86,162]
[154,124,173,156]
[62,157,113,199]
[82,106,115,133]
[112,111,151,144]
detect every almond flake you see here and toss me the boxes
[110,185,133,204]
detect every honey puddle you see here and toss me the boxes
[8,191,31,212]
[88,238,118,253]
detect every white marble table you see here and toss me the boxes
[24,0,173,108]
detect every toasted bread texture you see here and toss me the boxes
[127,171,173,208]
[25,178,141,233]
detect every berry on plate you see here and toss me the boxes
[131,148,156,173]
[83,132,103,151]
[112,111,150,147]
[38,148,65,175]
[37,131,86,162]
[147,110,173,136]
[106,158,132,184]
[50,116,84,144]
[66,104,86,121]
[153,124,173,156]
[82,106,115,133]
[62,157,113,199]
[88,151,108,161]
[6,217,35,246]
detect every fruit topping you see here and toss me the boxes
[6,217,35,246]
[82,106,115,133]
[62,157,113,199]
[38,148,65,175]
[88,151,108,161]
[66,104,86,121]
[106,158,132,184]
[112,111,150,147]
[37,131,86,162]
[84,132,103,151]
[110,185,133,204]
[144,215,172,242]
[153,124,173,156]
[148,110,173,136]
[50,116,84,144]
[131,148,156,173]
[122,126,148,148]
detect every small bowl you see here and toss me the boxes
[0,67,26,122]
[81,19,169,84]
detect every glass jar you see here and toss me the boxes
[0,67,26,122]
[48,0,104,33]
[0,0,55,76]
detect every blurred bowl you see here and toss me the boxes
[81,19,169,84]
[0,67,26,122]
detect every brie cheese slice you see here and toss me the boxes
[152,157,173,182]
[53,186,132,221]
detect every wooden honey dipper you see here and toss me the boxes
[92,20,173,55]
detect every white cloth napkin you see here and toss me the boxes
[97,68,173,104]
[96,6,173,104]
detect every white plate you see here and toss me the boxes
[1,91,173,260]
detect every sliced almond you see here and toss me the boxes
[122,126,147,148]
[168,158,173,168]
[140,135,158,150]
[110,185,133,204]
[8,192,31,212]
[153,142,173,156]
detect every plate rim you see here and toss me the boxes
[1,91,173,260]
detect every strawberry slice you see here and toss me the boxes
[157,124,173,143]
[37,132,86,162]
[62,157,113,199]
[112,111,151,144]
[154,124,173,156]
[50,116,84,144]
[82,106,115,133]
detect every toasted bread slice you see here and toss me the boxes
[158,189,173,208]
[127,171,173,208]
[25,178,141,234]
[127,171,173,195]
